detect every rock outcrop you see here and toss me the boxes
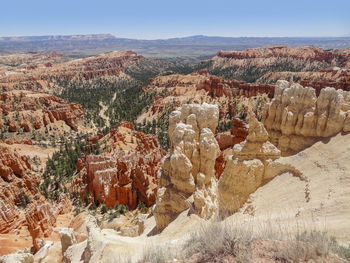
[0,147,39,233]
[0,251,34,263]
[74,123,166,209]
[0,90,83,133]
[154,103,221,230]
[25,194,57,253]
[262,80,350,154]
[59,228,77,256]
[204,46,350,85]
[196,73,275,98]
[216,118,248,150]
[218,113,300,215]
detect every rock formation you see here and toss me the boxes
[203,46,350,86]
[196,72,275,98]
[215,46,348,63]
[216,118,248,150]
[139,72,272,135]
[218,113,300,215]
[59,228,77,256]
[262,80,350,154]
[0,147,40,233]
[0,251,34,263]
[74,122,166,209]
[0,90,83,133]
[154,103,221,230]
[25,194,57,253]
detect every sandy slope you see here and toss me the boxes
[230,132,350,245]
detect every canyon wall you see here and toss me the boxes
[0,90,83,132]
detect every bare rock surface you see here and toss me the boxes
[154,103,221,230]
[262,80,350,154]
[218,113,301,215]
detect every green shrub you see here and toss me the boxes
[18,194,32,208]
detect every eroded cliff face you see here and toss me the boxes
[0,51,140,93]
[74,122,166,209]
[0,90,83,133]
[204,46,350,84]
[262,80,350,154]
[218,114,301,215]
[0,145,72,253]
[138,72,271,127]
[196,71,274,98]
[216,46,350,64]
[0,147,39,233]
[154,103,221,230]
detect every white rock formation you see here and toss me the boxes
[59,228,77,257]
[218,113,300,216]
[262,80,350,154]
[0,251,33,263]
[154,103,221,230]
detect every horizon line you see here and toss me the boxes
[1,33,350,41]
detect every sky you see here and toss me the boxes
[1,0,349,39]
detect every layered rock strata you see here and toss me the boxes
[262,80,350,154]
[154,103,221,230]
[0,147,39,233]
[0,90,83,132]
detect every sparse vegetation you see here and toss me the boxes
[107,204,128,221]
[137,220,350,263]
[18,194,32,208]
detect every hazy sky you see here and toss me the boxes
[1,0,349,39]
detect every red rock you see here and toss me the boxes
[0,90,84,132]
[77,154,86,171]
[118,121,134,129]
[22,139,33,145]
[215,152,226,179]
[0,200,22,233]
[0,147,40,234]
[34,115,43,129]
[74,127,166,209]
[0,147,31,180]
[56,193,73,215]
[7,118,18,132]
[20,118,31,132]
[215,119,248,150]
[196,74,274,99]
[231,118,249,143]
[25,194,57,252]
[216,133,235,150]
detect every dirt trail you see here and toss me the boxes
[98,92,117,128]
